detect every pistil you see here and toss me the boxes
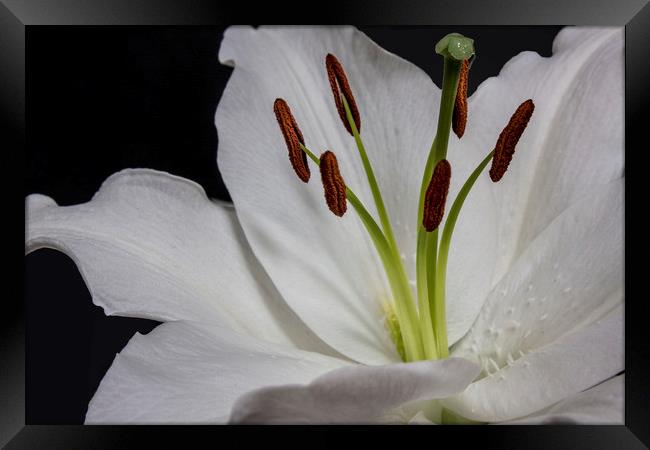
[416,33,475,358]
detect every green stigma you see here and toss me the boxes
[435,33,475,61]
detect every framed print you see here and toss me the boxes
[3,0,649,447]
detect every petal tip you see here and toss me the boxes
[218,25,257,66]
[26,193,58,212]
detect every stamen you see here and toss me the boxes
[422,159,452,232]
[452,59,470,139]
[273,98,310,182]
[325,54,361,135]
[319,150,347,217]
[489,99,535,182]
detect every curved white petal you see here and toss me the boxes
[451,179,622,366]
[443,305,623,422]
[444,177,623,422]
[501,375,623,424]
[217,26,451,363]
[85,321,350,424]
[229,357,479,424]
[26,169,336,352]
[454,27,623,283]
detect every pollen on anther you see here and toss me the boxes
[489,99,535,182]
[319,150,347,217]
[325,53,361,135]
[273,98,310,182]
[422,159,452,232]
[452,59,470,138]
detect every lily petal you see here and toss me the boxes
[452,179,622,366]
[85,321,350,424]
[217,26,447,363]
[501,375,623,424]
[229,357,479,424]
[26,169,335,352]
[444,179,622,422]
[454,27,623,283]
[443,305,623,422]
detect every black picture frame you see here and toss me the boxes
[4,0,649,447]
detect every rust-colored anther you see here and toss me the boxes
[319,150,347,217]
[423,159,452,232]
[325,54,361,136]
[489,99,535,182]
[273,98,310,183]
[452,59,470,139]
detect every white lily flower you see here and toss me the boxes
[25,25,623,424]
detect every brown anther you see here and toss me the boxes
[319,150,347,217]
[423,159,452,232]
[489,99,535,182]
[273,98,310,183]
[325,54,361,136]
[452,59,470,139]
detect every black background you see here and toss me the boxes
[26,26,565,424]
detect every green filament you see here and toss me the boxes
[413,53,465,358]
[435,151,494,357]
[300,144,423,361]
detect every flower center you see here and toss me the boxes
[273,33,534,363]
